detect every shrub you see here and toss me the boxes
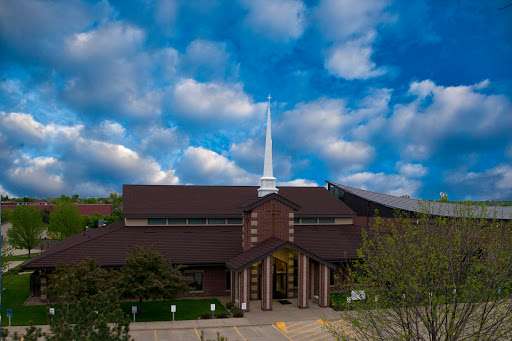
[232,309,244,318]
[215,312,229,319]
[225,301,235,310]
[200,312,212,319]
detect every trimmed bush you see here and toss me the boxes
[232,309,244,318]
[225,301,235,310]
[200,312,212,319]
[215,312,229,319]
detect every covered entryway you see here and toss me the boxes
[227,236,334,312]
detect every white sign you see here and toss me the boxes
[210,304,215,311]
[171,305,176,313]
[351,290,366,301]
[49,308,55,315]
[241,302,247,310]
[132,306,137,314]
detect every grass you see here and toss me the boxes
[3,253,41,263]
[1,273,230,326]
[1,274,49,326]
[119,298,230,321]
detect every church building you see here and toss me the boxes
[23,100,363,311]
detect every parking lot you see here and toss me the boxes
[129,319,352,341]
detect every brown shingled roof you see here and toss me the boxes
[123,185,355,218]
[294,224,363,260]
[226,236,335,272]
[22,221,242,270]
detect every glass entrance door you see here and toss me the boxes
[273,258,287,299]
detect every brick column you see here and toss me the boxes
[287,252,294,298]
[298,253,310,309]
[318,264,331,308]
[261,256,273,311]
[40,271,48,304]
[231,271,236,303]
[238,268,251,312]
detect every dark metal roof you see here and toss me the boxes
[226,236,335,272]
[328,182,512,220]
[123,185,355,218]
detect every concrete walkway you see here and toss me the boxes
[2,299,342,340]
[1,260,24,273]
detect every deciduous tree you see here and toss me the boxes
[48,202,84,240]
[120,245,192,311]
[325,203,512,341]
[7,205,45,256]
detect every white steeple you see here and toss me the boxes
[258,95,279,197]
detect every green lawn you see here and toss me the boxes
[1,273,229,326]
[120,298,230,322]
[3,253,41,263]
[1,274,49,326]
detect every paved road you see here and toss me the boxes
[130,319,349,341]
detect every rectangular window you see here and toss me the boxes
[294,217,300,224]
[319,217,335,224]
[227,218,243,224]
[293,259,298,288]
[168,218,187,225]
[185,271,203,291]
[330,268,335,286]
[208,218,226,224]
[301,217,317,224]
[188,218,206,224]
[226,271,231,290]
[148,218,166,225]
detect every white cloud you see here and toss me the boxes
[66,23,145,60]
[397,162,428,178]
[338,171,422,198]
[173,79,265,120]
[445,165,512,200]
[9,155,66,196]
[275,98,374,169]
[390,79,512,159]
[182,39,239,80]
[176,146,258,185]
[314,0,391,41]
[139,125,186,154]
[279,179,318,187]
[324,32,387,80]
[240,0,306,42]
[314,0,392,80]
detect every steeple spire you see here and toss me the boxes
[258,95,279,197]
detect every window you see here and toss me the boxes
[227,218,243,224]
[168,218,186,225]
[185,271,203,291]
[293,259,298,288]
[188,218,206,224]
[330,268,335,286]
[148,218,166,225]
[319,217,335,224]
[301,217,317,224]
[294,217,300,224]
[208,218,226,224]
[226,271,231,291]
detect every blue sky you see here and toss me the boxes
[1,0,511,201]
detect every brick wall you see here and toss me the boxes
[182,266,230,298]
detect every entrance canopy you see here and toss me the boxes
[226,236,335,273]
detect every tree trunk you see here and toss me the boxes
[28,247,31,257]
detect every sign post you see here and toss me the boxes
[170,305,176,321]
[7,309,13,326]
[210,304,215,318]
[132,306,137,322]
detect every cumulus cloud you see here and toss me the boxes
[182,39,239,81]
[173,79,266,120]
[390,79,512,160]
[279,179,318,187]
[275,98,374,169]
[176,146,258,185]
[240,0,306,42]
[445,165,512,201]
[0,113,179,197]
[314,0,392,80]
[338,172,422,198]
[324,32,387,80]
[397,162,428,178]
